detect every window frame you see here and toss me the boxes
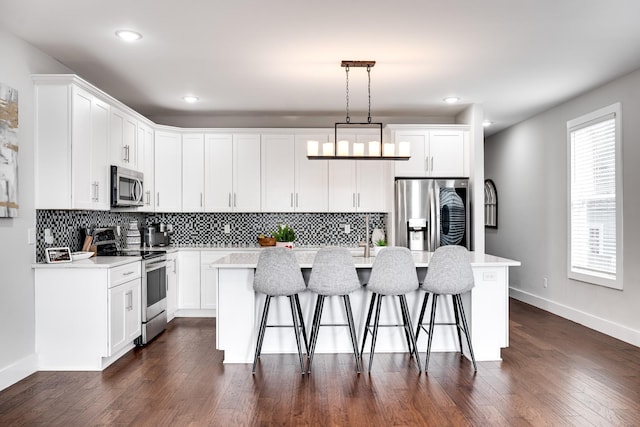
[566,102,623,290]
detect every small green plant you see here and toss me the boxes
[273,224,296,242]
[374,238,387,247]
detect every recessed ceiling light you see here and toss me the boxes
[115,30,142,42]
[443,96,460,104]
[482,120,493,127]
[183,96,199,103]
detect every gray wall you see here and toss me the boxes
[0,26,72,390]
[485,68,640,346]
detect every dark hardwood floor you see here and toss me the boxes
[1,299,639,426]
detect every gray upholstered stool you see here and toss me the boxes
[360,247,422,372]
[307,247,362,373]
[252,247,309,374]
[415,245,477,371]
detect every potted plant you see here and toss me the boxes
[273,224,296,249]
[373,238,387,255]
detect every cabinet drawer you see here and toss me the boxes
[109,261,142,288]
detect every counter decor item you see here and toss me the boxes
[273,224,295,249]
[126,220,141,249]
[373,239,387,256]
[257,234,276,247]
[45,247,72,263]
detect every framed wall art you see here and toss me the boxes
[0,83,19,218]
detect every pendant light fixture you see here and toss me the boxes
[307,60,410,160]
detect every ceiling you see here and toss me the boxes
[2,0,640,135]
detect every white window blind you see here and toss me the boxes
[568,103,622,289]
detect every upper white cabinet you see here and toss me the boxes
[182,133,205,212]
[328,133,388,212]
[34,79,111,210]
[137,121,155,211]
[261,133,328,212]
[392,127,468,177]
[204,133,261,212]
[155,131,182,212]
[110,107,138,170]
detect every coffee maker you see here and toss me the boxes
[142,223,172,247]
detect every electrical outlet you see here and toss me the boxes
[116,225,121,236]
[343,224,350,234]
[224,224,231,234]
[543,277,548,288]
[27,228,36,245]
[44,229,54,244]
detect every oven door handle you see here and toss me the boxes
[145,261,167,273]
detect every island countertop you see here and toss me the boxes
[210,250,521,269]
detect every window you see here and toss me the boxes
[567,103,623,289]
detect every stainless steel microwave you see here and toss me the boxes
[111,165,144,207]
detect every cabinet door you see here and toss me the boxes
[200,251,231,312]
[204,134,233,212]
[328,160,357,212]
[428,129,465,177]
[295,134,328,212]
[394,131,428,177]
[166,254,178,320]
[110,107,137,169]
[138,122,155,211]
[178,251,201,309]
[261,134,295,212]
[108,282,127,356]
[155,131,182,212]
[233,134,261,212]
[356,160,386,212]
[91,98,111,210]
[70,87,94,210]
[182,133,205,212]
[124,279,142,343]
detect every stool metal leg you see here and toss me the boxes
[343,295,362,373]
[454,294,477,371]
[289,295,306,375]
[294,294,309,355]
[368,294,384,372]
[451,294,464,357]
[307,295,325,372]
[399,295,422,372]
[424,294,438,372]
[399,297,414,356]
[415,292,430,342]
[253,295,272,374]
[360,292,377,357]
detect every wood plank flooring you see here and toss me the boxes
[1,299,639,426]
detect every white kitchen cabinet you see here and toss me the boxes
[204,133,261,212]
[166,252,178,321]
[155,131,182,212]
[176,251,218,317]
[182,133,205,212]
[34,79,111,210]
[393,127,467,177]
[34,260,142,370]
[110,106,138,170]
[137,121,155,211]
[201,251,232,313]
[328,133,388,212]
[261,133,328,212]
[108,274,142,356]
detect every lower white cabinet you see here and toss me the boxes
[166,252,178,321]
[176,251,216,317]
[34,260,142,371]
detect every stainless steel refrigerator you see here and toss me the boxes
[394,178,470,251]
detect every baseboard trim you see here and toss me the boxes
[509,287,640,348]
[0,353,38,392]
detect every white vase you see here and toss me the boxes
[275,241,293,249]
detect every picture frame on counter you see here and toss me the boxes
[45,247,72,263]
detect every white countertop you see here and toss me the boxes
[32,256,141,269]
[211,250,521,269]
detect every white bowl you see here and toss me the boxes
[71,251,94,261]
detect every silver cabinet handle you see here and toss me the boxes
[126,290,133,311]
[233,193,237,207]
[431,156,434,171]
[290,193,293,208]
[200,192,203,207]
[228,193,231,207]
[295,193,298,208]
[357,193,361,208]
[352,193,356,208]
[123,271,134,276]
[156,192,160,207]
[425,157,429,172]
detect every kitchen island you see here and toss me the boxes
[211,250,520,364]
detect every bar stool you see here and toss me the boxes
[307,247,362,373]
[361,247,422,372]
[415,245,477,371]
[252,247,308,375]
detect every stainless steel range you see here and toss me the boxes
[133,251,167,345]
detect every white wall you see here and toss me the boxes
[485,68,640,346]
[0,26,71,390]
